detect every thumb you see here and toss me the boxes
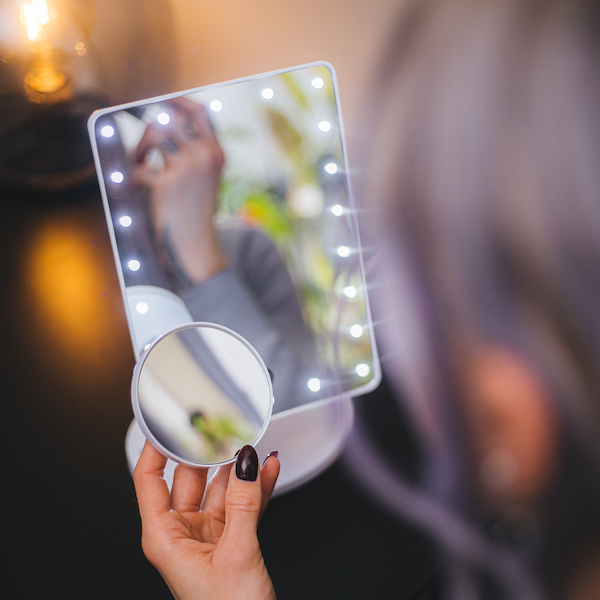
[220,445,262,550]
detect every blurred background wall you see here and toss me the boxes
[167,0,400,143]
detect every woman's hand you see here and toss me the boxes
[132,97,229,283]
[133,442,280,600]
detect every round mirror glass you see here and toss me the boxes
[132,323,273,466]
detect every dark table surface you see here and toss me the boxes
[2,184,440,600]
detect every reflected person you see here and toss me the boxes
[132,97,315,412]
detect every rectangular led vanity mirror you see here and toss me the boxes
[89,62,380,415]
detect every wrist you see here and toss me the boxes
[177,234,229,284]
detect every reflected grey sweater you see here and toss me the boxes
[180,227,315,413]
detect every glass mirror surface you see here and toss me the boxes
[133,323,273,466]
[90,63,379,414]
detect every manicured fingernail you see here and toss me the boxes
[234,448,241,457]
[236,445,258,481]
[262,450,278,467]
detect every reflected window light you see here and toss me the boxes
[261,88,274,100]
[312,77,324,89]
[318,121,331,132]
[136,302,149,315]
[100,125,114,138]
[128,259,141,272]
[324,162,338,174]
[350,324,364,338]
[157,112,170,125]
[337,245,351,258]
[356,363,371,378]
[110,171,124,184]
[343,286,357,299]
[331,204,343,216]
[308,378,321,392]
[210,100,223,112]
[119,216,132,227]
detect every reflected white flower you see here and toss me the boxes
[289,184,324,218]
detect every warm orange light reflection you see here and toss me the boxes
[25,215,126,387]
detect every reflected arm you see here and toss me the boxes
[180,227,315,412]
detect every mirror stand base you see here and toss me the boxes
[125,397,354,496]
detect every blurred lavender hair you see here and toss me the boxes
[353,0,600,597]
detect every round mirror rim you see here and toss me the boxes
[131,321,274,468]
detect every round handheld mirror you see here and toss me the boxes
[132,323,274,467]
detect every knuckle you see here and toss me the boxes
[228,489,261,514]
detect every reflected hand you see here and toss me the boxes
[133,442,280,600]
[132,97,228,283]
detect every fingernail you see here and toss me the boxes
[262,450,278,467]
[236,445,258,481]
[234,448,241,457]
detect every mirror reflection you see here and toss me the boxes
[133,323,272,465]
[90,64,378,413]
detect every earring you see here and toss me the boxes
[479,449,518,492]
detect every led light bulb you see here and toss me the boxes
[157,112,170,125]
[101,125,115,138]
[308,378,321,392]
[355,363,370,377]
[128,259,141,272]
[119,216,132,227]
[110,171,124,184]
[210,100,222,112]
[350,324,364,338]
[136,302,149,315]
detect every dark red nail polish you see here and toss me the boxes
[262,450,278,467]
[236,445,258,481]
